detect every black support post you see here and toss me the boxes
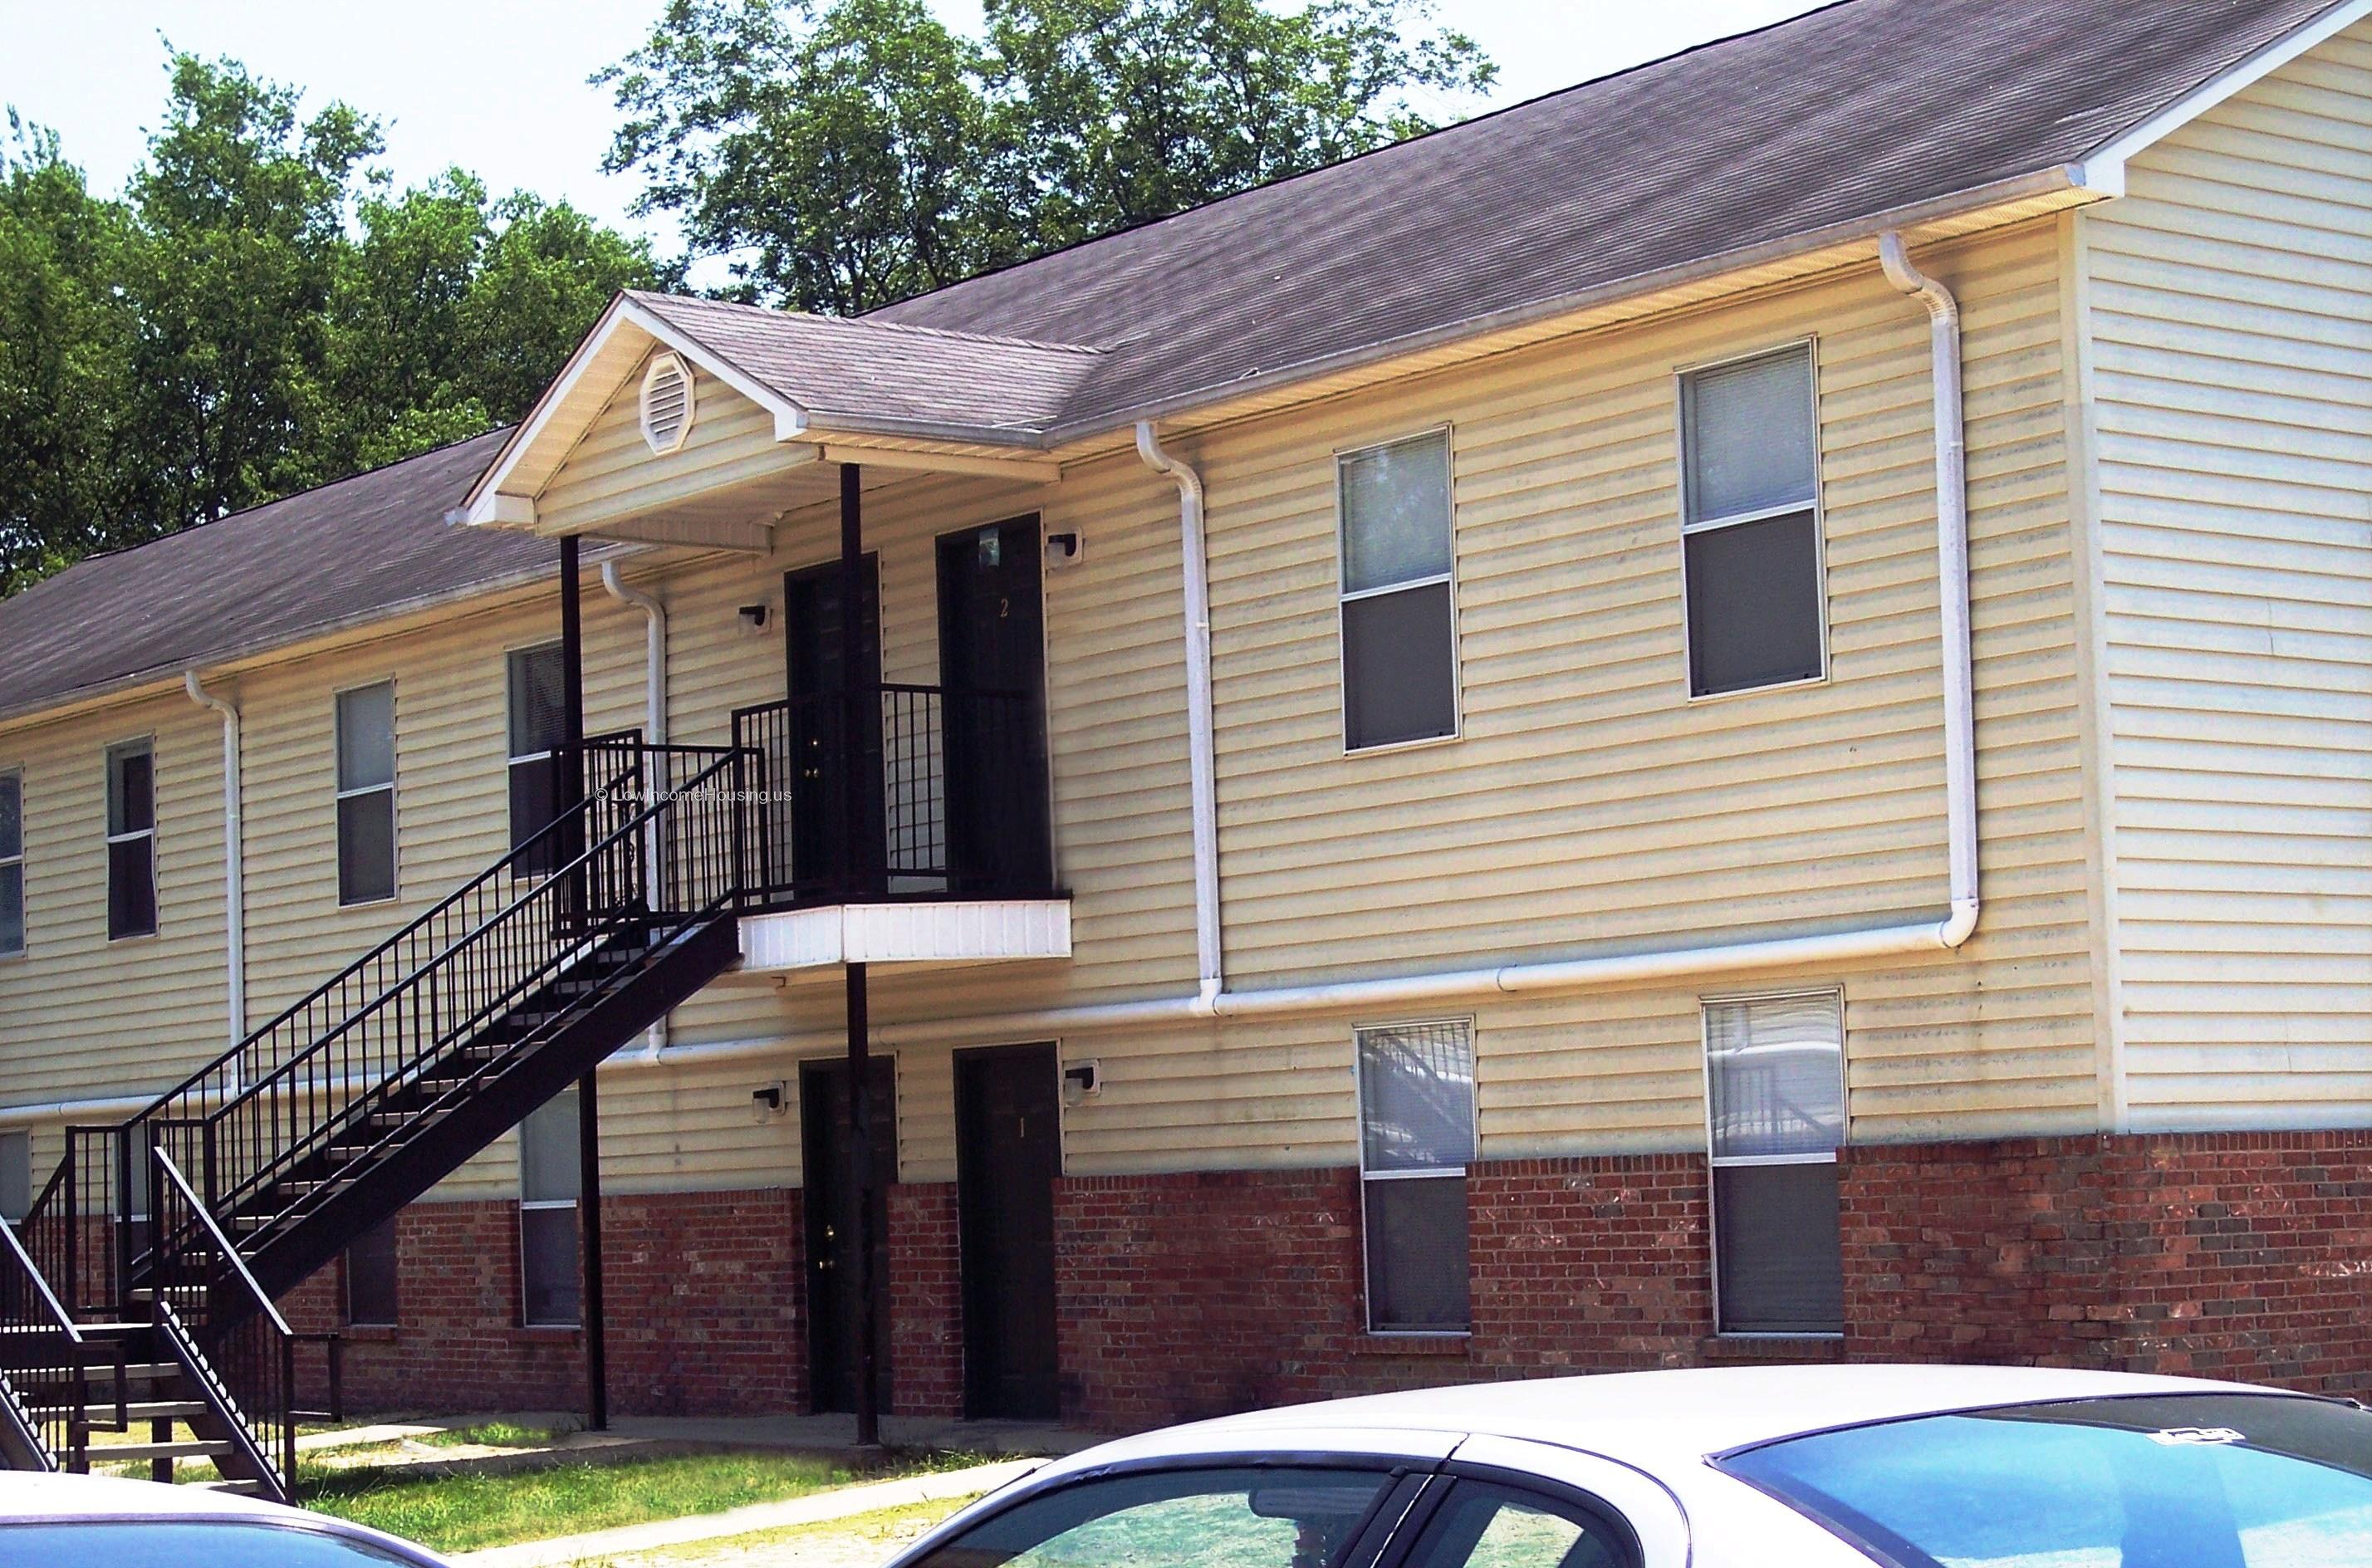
[839,463,884,1448]
[559,536,608,1432]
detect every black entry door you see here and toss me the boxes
[955,1043,1061,1419]
[800,1056,896,1413]
[784,558,882,894]
[936,519,1051,894]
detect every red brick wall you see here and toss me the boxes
[1840,1130,2372,1398]
[889,1182,963,1417]
[1054,1158,1722,1430]
[287,1189,806,1418]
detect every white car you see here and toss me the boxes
[887,1364,2372,1566]
[0,1470,448,1566]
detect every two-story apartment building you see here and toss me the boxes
[2,0,2368,1452]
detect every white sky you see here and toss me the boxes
[2,0,1825,270]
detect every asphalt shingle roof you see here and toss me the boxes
[0,431,545,722]
[867,0,2346,432]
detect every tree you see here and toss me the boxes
[986,0,1495,249]
[0,117,145,595]
[599,0,1012,314]
[122,51,382,523]
[598,0,1494,314]
[0,48,664,595]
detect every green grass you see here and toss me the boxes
[296,1449,936,1554]
[417,1419,576,1449]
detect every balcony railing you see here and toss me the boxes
[733,685,1053,909]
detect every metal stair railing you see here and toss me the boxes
[0,1215,84,1472]
[149,1146,293,1502]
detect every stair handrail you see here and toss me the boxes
[191,745,744,1120]
[129,737,654,1124]
[150,1147,288,1338]
[0,1215,83,1346]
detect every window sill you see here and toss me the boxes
[1701,1334,1845,1362]
[1684,670,1830,706]
[339,1324,400,1342]
[1350,1333,1472,1358]
[518,1325,584,1343]
[1343,730,1462,760]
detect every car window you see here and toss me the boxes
[1717,1392,2372,1568]
[906,1464,1397,1568]
[0,1521,421,1566]
[1398,1481,1631,1568]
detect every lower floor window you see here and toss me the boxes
[520,1090,581,1327]
[346,1215,399,1327]
[1704,990,1846,1335]
[1356,1018,1476,1333]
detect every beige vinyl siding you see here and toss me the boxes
[537,360,801,537]
[0,694,231,1106]
[2080,21,2372,1131]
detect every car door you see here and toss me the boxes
[1394,1436,1692,1568]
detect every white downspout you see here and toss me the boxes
[601,561,672,1060]
[1879,232,1981,947]
[183,672,246,1046]
[1134,421,1224,1012]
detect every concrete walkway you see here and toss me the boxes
[449,1456,1045,1568]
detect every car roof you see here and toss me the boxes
[1046,1364,2299,1475]
[0,1472,443,1561]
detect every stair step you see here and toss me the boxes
[32,1399,205,1422]
[108,1438,231,1461]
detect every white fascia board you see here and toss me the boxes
[614,297,811,443]
[460,292,633,518]
[2076,0,2372,192]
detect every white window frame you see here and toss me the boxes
[1354,1015,1478,1338]
[0,767,23,959]
[1700,986,1847,1340]
[518,1090,581,1328]
[1335,425,1463,756]
[1674,338,1830,703]
[333,679,399,908]
[104,737,158,943]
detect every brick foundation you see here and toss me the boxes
[1840,1130,2372,1395]
[287,1188,807,1418]
[269,1131,2372,1429]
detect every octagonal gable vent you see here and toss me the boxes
[640,352,695,455]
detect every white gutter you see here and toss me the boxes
[1132,422,1224,1011]
[1880,231,1982,946]
[601,561,673,1061]
[183,672,247,1046]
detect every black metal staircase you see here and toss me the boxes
[2,739,756,1502]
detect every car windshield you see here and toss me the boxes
[0,1520,422,1566]
[1716,1392,2372,1568]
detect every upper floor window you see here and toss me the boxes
[0,771,22,957]
[1339,430,1458,751]
[1680,343,1826,697]
[105,741,157,940]
[507,644,569,875]
[1356,1017,1474,1333]
[1705,989,1845,1335]
[335,682,397,906]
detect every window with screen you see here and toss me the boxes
[507,644,569,875]
[335,683,397,905]
[1340,430,1458,751]
[1356,1019,1474,1332]
[346,1215,399,1327]
[0,771,22,957]
[1679,344,1826,697]
[520,1090,581,1327]
[1704,990,1845,1335]
[105,741,157,939]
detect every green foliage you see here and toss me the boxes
[600,0,1494,313]
[0,51,664,595]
